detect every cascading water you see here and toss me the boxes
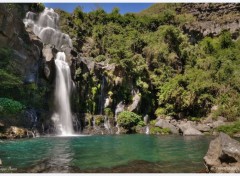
[24,8,74,136]
[52,52,74,135]
[24,8,72,51]
[99,76,106,114]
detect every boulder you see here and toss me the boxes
[155,119,179,134]
[184,128,203,136]
[178,121,203,136]
[233,133,240,138]
[196,124,211,132]
[217,116,227,122]
[213,120,226,128]
[165,116,173,121]
[170,119,178,126]
[5,126,34,139]
[204,132,240,173]
[202,116,213,124]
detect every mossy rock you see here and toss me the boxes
[150,126,171,135]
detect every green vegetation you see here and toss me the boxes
[217,121,240,136]
[150,126,171,134]
[94,115,104,126]
[117,111,141,130]
[0,98,25,114]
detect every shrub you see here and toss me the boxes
[155,107,167,117]
[137,120,145,127]
[94,115,104,126]
[217,121,240,136]
[150,127,171,134]
[219,31,233,49]
[0,98,25,114]
[95,55,106,62]
[150,119,157,126]
[117,111,141,129]
[104,108,114,118]
[190,117,201,122]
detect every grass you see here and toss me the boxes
[217,121,240,136]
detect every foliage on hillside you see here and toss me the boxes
[54,5,240,122]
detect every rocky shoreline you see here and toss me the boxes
[0,115,237,139]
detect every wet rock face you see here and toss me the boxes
[0,4,43,84]
[204,132,240,173]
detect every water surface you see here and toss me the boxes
[0,134,213,173]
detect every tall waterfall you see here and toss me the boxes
[24,8,74,135]
[52,52,74,135]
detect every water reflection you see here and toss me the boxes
[46,137,74,172]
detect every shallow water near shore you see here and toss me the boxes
[0,134,214,173]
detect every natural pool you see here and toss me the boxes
[0,134,213,173]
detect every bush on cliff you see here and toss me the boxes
[0,98,25,114]
[117,111,141,131]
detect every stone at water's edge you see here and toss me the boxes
[204,132,240,173]
[155,119,179,134]
[0,126,35,139]
[178,121,203,136]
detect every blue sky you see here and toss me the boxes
[44,3,153,14]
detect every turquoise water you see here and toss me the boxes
[0,134,213,173]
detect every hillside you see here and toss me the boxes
[140,3,240,42]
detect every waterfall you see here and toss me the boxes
[52,52,74,136]
[24,7,72,51]
[146,126,150,135]
[24,8,75,136]
[99,76,106,114]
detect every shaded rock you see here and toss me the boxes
[116,126,128,134]
[170,119,178,126]
[0,122,4,127]
[155,119,179,134]
[204,132,240,173]
[136,126,148,134]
